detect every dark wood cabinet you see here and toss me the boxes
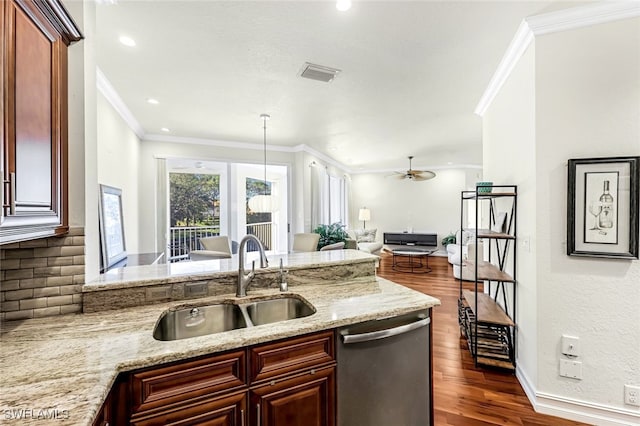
[249,330,336,426]
[100,331,336,426]
[0,0,82,244]
[131,391,247,426]
[250,366,335,426]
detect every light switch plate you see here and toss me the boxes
[561,335,580,357]
[559,359,582,380]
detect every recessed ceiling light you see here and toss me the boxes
[118,35,136,47]
[161,127,170,132]
[336,0,351,11]
[447,162,453,165]
[146,98,159,105]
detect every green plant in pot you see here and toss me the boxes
[313,222,349,250]
[441,232,456,246]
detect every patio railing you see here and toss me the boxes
[168,225,220,262]
[246,222,272,252]
[168,223,273,261]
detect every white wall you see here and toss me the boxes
[65,0,100,281]
[350,168,469,251]
[484,16,640,422]
[534,18,640,413]
[97,92,141,253]
[483,45,538,386]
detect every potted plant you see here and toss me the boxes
[313,222,349,250]
[441,232,456,247]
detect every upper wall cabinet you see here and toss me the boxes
[1,0,82,244]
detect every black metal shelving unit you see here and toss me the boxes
[457,184,517,371]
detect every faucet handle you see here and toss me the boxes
[251,260,256,273]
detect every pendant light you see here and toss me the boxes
[248,114,276,213]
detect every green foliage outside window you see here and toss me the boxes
[169,173,220,227]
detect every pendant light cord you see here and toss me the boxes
[261,114,270,197]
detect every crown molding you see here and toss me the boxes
[527,1,640,36]
[96,67,145,139]
[145,133,292,153]
[475,1,640,117]
[474,21,533,117]
[144,134,353,173]
[293,144,354,173]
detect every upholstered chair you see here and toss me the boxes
[319,241,345,251]
[190,236,233,261]
[292,233,320,252]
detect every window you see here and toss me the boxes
[328,175,347,225]
[166,159,288,261]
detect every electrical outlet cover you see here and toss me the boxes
[624,384,640,407]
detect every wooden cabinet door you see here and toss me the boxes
[1,0,81,243]
[250,366,335,426]
[131,391,247,426]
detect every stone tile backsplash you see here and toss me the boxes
[0,227,85,321]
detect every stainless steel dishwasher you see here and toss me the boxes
[336,309,432,426]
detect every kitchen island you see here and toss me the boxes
[0,250,439,425]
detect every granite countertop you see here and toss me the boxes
[0,276,440,426]
[84,249,376,291]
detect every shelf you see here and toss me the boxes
[464,228,515,240]
[458,184,517,372]
[476,356,515,371]
[462,290,514,326]
[462,192,517,200]
[460,261,515,283]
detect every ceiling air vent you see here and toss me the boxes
[300,62,341,83]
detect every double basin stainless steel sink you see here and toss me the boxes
[153,296,316,341]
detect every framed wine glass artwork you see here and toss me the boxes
[567,156,639,259]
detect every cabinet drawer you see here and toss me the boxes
[131,390,247,426]
[249,330,334,383]
[130,349,247,414]
[251,365,335,426]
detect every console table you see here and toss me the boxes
[383,232,438,247]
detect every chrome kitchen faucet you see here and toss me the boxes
[236,235,269,297]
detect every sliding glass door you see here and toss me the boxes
[166,159,288,261]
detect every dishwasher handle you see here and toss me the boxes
[341,316,430,344]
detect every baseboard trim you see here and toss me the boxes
[516,367,640,425]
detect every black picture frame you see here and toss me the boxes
[567,156,639,259]
[98,184,127,271]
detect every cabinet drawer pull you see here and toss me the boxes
[240,409,244,426]
[310,368,316,375]
[256,404,261,426]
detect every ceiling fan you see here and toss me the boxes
[391,156,436,181]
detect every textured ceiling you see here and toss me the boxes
[96,1,579,171]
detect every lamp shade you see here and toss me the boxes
[248,194,279,213]
[358,208,371,221]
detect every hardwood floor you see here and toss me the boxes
[376,253,590,426]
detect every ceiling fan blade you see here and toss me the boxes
[386,171,406,178]
[411,171,436,181]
